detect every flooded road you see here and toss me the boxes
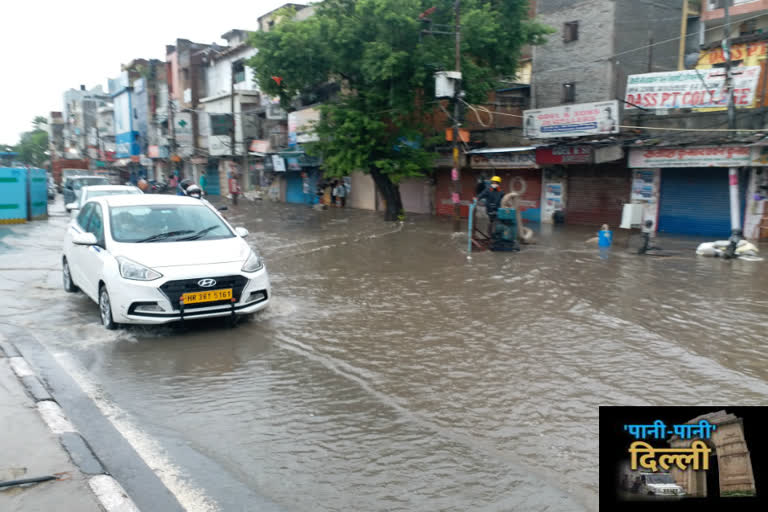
[1,198,767,512]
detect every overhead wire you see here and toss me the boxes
[530,10,768,76]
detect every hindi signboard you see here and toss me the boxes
[625,67,761,110]
[629,146,751,168]
[469,151,537,169]
[524,101,619,139]
[536,146,592,165]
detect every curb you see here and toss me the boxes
[2,340,142,512]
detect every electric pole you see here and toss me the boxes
[231,61,236,171]
[723,1,743,258]
[451,0,463,232]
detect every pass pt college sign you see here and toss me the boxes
[625,67,761,109]
[524,101,619,139]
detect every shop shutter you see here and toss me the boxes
[658,167,745,237]
[286,172,305,203]
[566,164,630,226]
[205,162,220,195]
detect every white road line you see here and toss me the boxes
[54,351,220,512]
[9,356,35,377]
[88,475,141,512]
[37,400,78,434]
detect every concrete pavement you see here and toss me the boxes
[0,334,137,512]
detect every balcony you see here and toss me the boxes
[703,0,768,22]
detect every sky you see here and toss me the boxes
[0,0,294,145]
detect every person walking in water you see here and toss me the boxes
[229,172,241,205]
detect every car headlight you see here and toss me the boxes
[242,250,264,272]
[117,256,162,281]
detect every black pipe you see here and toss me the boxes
[0,475,57,489]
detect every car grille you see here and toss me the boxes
[160,275,249,310]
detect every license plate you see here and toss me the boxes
[181,288,233,304]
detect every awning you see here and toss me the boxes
[466,146,538,154]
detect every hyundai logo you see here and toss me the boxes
[198,278,217,288]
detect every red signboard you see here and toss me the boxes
[536,146,592,165]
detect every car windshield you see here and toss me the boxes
[109,204,234,243]
[83,189,140,203]
[646,474,676,485]
[73,178,109,190]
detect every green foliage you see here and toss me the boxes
[14,117,49,167]
[248,0,549,217]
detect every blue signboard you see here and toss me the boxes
[113,88,139,158]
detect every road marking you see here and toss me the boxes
[37,400,78,434]
[54,351,220,512]
[9,356,35,377]
[89,475,141,512]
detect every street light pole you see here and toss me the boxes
[451,0,463,232]
[723,1,743,258]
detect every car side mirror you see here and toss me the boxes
[72,232,98,246]
[235,227,249,238]
[66,203,78,211]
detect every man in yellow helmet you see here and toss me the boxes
[475,175,505,235]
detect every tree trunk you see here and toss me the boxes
[369,167,403,221]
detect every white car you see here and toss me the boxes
[62,195,270,329]
[67,185,143,213]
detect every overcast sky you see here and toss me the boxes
[0,0,294,145]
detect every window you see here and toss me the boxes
[77,203,94,230]
[564,21,579,43]
[563,82,576,103]
[87,204,105,247]
[232,60,246,83]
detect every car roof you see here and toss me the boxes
[71,175,109,181]
[83,185,139,193]
[93,194,206,207]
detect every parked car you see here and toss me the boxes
[62,195,270,329]
[58,167,94,192]
[63,176,110,211]
[66,185,143,212]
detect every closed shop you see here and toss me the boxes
[467,148,541,222]
[285,172,304,203]
[435,168,476,218]
[399,177,432,214]
[629,146,752,237]
[349,171,377,210]
[205,161,221,195]
[566,163,631,226]
[658,168,747,237]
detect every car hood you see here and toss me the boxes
[113,237,251,268]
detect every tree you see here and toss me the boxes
[15,116,49,167]
[249,0,550,220]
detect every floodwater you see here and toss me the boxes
[1,197,767,512]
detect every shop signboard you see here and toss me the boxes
[629,146,751,168]
[271,155,286,172]
[536,146,592,165]
[288,107,320,147]
[624,67,761,110]
[524,101,619,139]
[469,151,537,169]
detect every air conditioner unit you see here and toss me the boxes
[266,103,287,120]
[269,133,287,149]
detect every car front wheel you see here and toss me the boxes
[99,285,117,330]
[63,258,78,292]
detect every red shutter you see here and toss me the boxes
[566,164,630,226]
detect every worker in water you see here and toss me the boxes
[476,175,505,234]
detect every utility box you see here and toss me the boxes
[435,71,462,99]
